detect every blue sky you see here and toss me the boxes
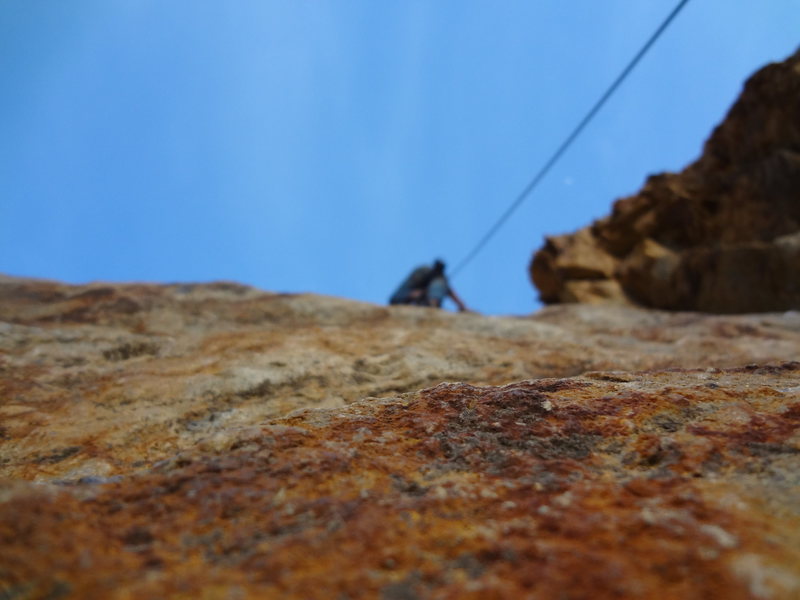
[1,1,798,315]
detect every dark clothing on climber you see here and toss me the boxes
[389,260,469,312]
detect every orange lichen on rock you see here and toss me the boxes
[2,276,800,597]
[3,275,799,485]
[2,364,799,599]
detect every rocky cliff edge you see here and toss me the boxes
[1,276,800,598]
[531,48,800,313]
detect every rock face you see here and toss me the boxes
[531,49,800,313]
[1,275,800,598]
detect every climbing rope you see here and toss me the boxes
[450,0,692,278]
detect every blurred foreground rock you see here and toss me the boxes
[1,275,799,598]
[531,48,800,312]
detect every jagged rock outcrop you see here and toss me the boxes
[531,48,800,312]
[1,276,800,598]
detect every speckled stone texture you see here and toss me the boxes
[1,276,799,598]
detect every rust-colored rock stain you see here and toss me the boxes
[2,365,799,599]
[2,276,800,597]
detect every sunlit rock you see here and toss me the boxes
[1,275,799,597]
[531,49,800,313]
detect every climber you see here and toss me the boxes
[389,259,469,312]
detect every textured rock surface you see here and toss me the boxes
[1,275,800,598]
[531,49,800,312]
